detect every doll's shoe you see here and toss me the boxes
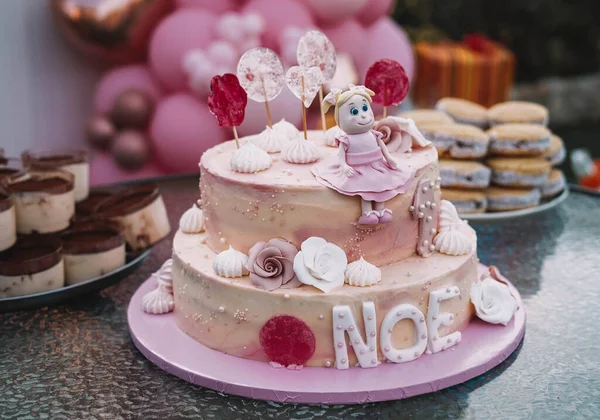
[358,211,379,225]
[378,209,393,223]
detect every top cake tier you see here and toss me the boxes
[199,130,440,266]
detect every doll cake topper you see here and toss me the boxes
[312,84,413,225]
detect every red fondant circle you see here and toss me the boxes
[259,315,316,366]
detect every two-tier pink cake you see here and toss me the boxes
[142,118,517,370]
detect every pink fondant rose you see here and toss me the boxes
[247,238,301,291]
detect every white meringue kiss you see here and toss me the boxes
[272,118,299,140]
[434,200,473,256]
[213,246,249,278]
[281,137,320,164]
[179,204,205,234]
[470,278,517,325]
[254,126,288,153]
[293,237,347,293]
[230,141,272,173]
[344,257,381,287]
[142,283,174,315]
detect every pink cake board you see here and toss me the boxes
[128,264,525,404]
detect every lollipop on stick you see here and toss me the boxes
[365,59,409,118]
[207,74,248,149]
[297,30,337,131]
[237,48,285,128]
[285,66,323,140]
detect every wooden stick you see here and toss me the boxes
[261,76,273,128]
[318,86,326,131]
[264,101,273,128]
[383,106,387,118]
[382,81,388,119]
[301,75,308,140]
[232,126,240,149]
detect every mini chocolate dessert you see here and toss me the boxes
[0,238,64,298]
[0,192,16,251]
[61,221,126,284]
[95,183,170,250]
[23,149,89,202]
[75,190,113,220]
[5,170,75,234]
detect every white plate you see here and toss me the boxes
[460,188,569,223]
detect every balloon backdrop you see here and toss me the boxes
[150,93,227,172]
[68,0,416,184]
[242,0,314,50]
[149,9,217,91]
[51,0,174,66]
[94,65,163,112]
[90,152,165,186]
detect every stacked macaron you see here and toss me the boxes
[0,150,171,298]
[400,99,567,213]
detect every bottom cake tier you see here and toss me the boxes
[172,229,479,368]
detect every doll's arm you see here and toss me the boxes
[338,144,355,177]
[377,138,398,169]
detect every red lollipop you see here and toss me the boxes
[207,74,248,148]
[365,59,409,118]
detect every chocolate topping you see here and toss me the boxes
[61,221,124,254]
[23,149,88,169]
[0,167,26,184]
[0,192,13,212]
[0,238,62,276]
[76,190,113,217]
[7,177,73,195]
[95,183,160,217]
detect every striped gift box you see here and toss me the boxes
[413,37,515,108]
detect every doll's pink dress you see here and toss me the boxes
[312,130,412,201]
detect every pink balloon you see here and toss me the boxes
[175,0,236,14]
[149,9,216,91]
[242,0,314,50]
[150,93,227,172]
[359,17,415,84]
[323,20,368,64]
[357,0,394,26]
[300,0,367,25]
[94,65,163,113]
[237,87,302,136]
[90,152,166,186]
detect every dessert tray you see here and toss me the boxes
[461,188,569,223]
[128,263,525,405]
[0,248,150,313]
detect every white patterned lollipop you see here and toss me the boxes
[237,47,285,103]
[285,66,323,108]
[296,30,337,131]
[297,30,337,82]
[237,47,285,127]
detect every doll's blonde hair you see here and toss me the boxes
[322,84,375,124]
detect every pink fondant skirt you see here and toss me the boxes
[312,151,413,202]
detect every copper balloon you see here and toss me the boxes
[50,0,174,66]
[85,114,116,149]
[111,89,154,129]
[111,130,151,170]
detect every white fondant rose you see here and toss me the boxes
[293,237,348,293]
[470,278,517,325]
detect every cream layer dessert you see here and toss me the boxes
[95,184,170,251]
[0,239,64,298]
[61,221,126,284]
[157,127,510,371]
[0,192,16,252]
[23,150,90,202]
[4,170,75,234]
